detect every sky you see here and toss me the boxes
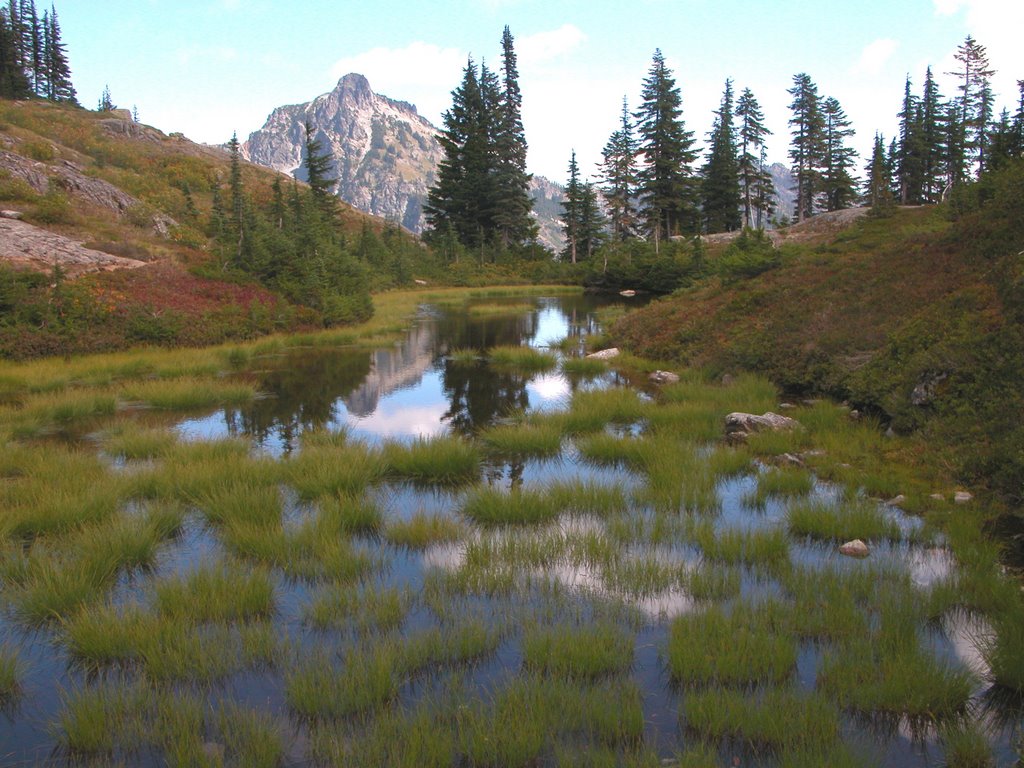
[59,0,1022,183]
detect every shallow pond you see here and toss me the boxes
[0,293,1020,767]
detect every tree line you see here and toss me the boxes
[0,0,74,102]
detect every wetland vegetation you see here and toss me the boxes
[0,291,1021,767]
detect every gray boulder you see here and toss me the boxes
[724,412,801,442]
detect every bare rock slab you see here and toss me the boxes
[587,348,620,360]
[724,411,802,442]
[649,370,680,384]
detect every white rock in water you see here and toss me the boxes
[587,348,620,360]
[839,539,870,558]
[649,370,680,384]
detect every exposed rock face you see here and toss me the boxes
[0,217,145,277]
[0,149,177,234]
[242,73,565,249]
[724,412,802,442]
[242,73,442,234]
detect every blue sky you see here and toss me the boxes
[60,0,1021,182]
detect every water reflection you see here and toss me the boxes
[176,295,626,452]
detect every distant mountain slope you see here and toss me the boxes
[242,73,566,249]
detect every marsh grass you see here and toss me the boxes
[522,623,633,679]
[117,377,256,410]
[658,371,778,415]
[818,633,974,719]
[216,701,284,768]
[547,479,628,518]
[6,552,116,626]
[684,687,840,751]
[693,521,790,568]
[305,583,411,633]
[786,497,902,542]
[479,421,563,460]
[940,722,996,768]
[8,389,117,436]
[384,511,464,549]
[601,555,678,598]
[447,347,481,366]
[560,356,609,377]
[679,565,742,601]
[316,493,383,535]
[100,421,178,460]
[285,443,385,500]
[561,387,649,435]
[644,401,724,442]
[461,486,559,527]
[667,602,796,686]
[487,345,558,373]
[980,608,1024,692]
[382,436,481,487]
[54,680,146,754]
[576,432,648,468]
[0,644,24,703]
[746,466,814,507]
[154,562,274,623]
[706,445,753,478]
[300,426,351,449]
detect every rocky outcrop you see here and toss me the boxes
[839,539,870,558]
[0,149,177,234]
[0,217,145,277]
[724,411,802,442]
[242,73,565,249]
[649,370,680,384]
[587,348,620,360]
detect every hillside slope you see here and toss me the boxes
[611,168,1024,511]
[0,99,419,357]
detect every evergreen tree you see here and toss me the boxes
[577,181,605,261]
[943,100,968,192]
[919,67,946,203]
[492,26,534,248]
[820,96,858,211]
[97,83,115,111]
[751,145,776,228]
[701,79,741,233]
[787,73,824,221]
[43,6,75,103]
[1013,80,1024,156]
[635,49,697,249]
[600,96,639,241]
[0,8,30,98]
[894,76,923,204]
[302,121,337,216]
[947,35,995,179]
[561,149,582,264]
[864,133,894,214]
[736,87,772,229]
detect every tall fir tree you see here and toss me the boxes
[736,87,772,229]
[820,96,858,211]
[43,5,74,102]
[492,26,534,248]
[0,8,30,98]
[787,72,824,221]
[97,83,115,111]
[561,150,582,264]
[600,96,639,241]
[577,181,605,262]
[864,133,894,214]
[302,120,337,216]
[919,67,946,203]
[947,35,995,179]
[895,76,924,204]
[701,78,741,233]
[635,49,697,249]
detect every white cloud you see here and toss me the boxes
[852,38,899,76]
[329,42,466,123]
[518,24,586,63]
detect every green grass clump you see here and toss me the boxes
[693,522,790,568]
[667,602,796,686]
[384,511,464,549]
[54,681,147,754]
[100,421,178,460]
[0,644,24,703]
[215,701,285,768]
[154,563,274,623]
[479,421,563,460]
[547,479,628,518]
[447,347,481,366]
[679,565,742,601]
[522,623,633,679]
[560,356,610,377]
[487,345,558,373]
[818,634,974,719]
[746,466,814,507]
[561,387,649,435]
[940,723,996,768]
[684,687,840,751]
[979,608,1024,693]
[461,486,560,527]
[5,552,116,626]
[382,436,481,487]
[118,377,256,410]
[284,442,385,499]
[576,433,648,469]
[786,497,902,542]
[305,583,410,633]
[601,555,678,598]
[316,493,383,535]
